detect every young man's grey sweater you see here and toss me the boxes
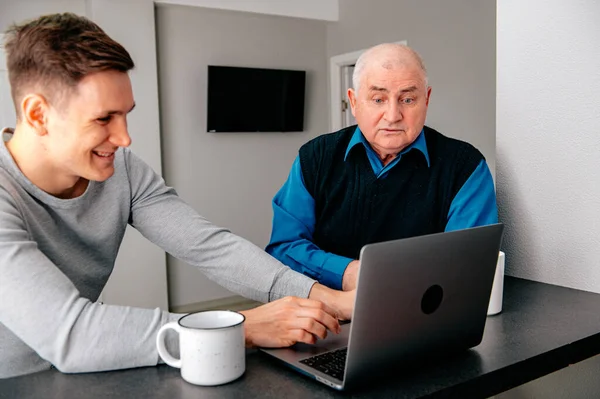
[0,136,315,378]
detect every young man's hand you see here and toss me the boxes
[240,297,341,348]
[240,280,356,348]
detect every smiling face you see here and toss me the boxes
[41,70,135,183]
[348,51,431,163]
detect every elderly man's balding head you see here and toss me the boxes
[346,43,432,164]
[352,43,428,92]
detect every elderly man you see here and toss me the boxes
[0,13,353,379]
[266,43,497,291]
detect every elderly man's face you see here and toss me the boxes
[348,63,431,162]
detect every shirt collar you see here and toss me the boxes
[344,126,430,167]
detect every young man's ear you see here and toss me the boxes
[21,94,49,136]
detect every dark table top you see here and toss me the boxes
[2,277,600,399]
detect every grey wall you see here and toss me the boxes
[156,4,329,307]
[89,0,168,310]
[0,0,169,310]
[0,0,85,27]
[495,0,600,397]
[0,0,74,129]
[326,0,497,178]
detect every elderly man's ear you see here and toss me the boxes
[347,88,358,118]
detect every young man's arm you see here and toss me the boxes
[0,183,348,379]
[0,185,182,377]
[124,149,354,317]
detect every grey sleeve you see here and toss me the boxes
[0,186,182,374]
[124,149,315,302]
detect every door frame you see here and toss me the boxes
[329,40,407,132]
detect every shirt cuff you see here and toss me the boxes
[319,255,354,290]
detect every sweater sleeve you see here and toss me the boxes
[123,149,315,302]
[0,184,182,375]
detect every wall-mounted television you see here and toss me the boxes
[207,66,306,132]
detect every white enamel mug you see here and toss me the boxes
[487,251,506,316]
[156,310,246,386]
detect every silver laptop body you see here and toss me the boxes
[260,224,504,390]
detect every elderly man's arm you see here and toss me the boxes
[445,160,498,230]
[266,157,353,291]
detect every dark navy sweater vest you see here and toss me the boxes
[298,125,484,260]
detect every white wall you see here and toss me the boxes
[156,4,329,307]
[497,0,600,291]
[0,0,169,310]
[496,0,600,397]
[326,0,497,178]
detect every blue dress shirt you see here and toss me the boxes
[266,127,498,289]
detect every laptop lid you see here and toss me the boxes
[345,223,504,385]
[260,224,504,390]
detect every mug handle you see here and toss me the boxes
[156,322,182,368]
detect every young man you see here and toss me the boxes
[0,13,353,378]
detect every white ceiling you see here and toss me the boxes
[154,0,339,21]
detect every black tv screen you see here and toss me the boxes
[207,66,306,132]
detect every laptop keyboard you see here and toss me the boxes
[299,348,347,381]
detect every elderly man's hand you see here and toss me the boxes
[307,283,355,321]
[240,297,341,348]
[342,260,360,291]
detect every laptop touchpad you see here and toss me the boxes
[294,322,351,356]
[260,323,351,363]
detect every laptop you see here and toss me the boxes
[260,224,504,390]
